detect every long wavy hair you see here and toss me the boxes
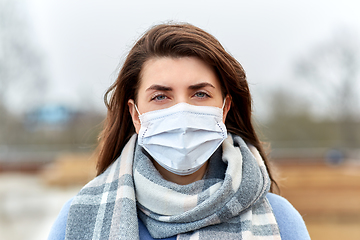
[97,23,278,192]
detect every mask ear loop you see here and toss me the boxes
[134,104,141,115]
[221,97,229,120]
[221,98,226,110]
[134,104,142,124]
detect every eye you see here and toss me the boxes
[151,94,168,101]
[194,91,210,98]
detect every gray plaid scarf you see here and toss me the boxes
[65,134,281,240]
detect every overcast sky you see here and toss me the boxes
[17,0,360,115]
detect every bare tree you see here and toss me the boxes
[294,30,360,147]
[0,0,48,144]
[0,0,47,113]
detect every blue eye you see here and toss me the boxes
[194,92,209,98]
[156,95,166,100]
[152,94,167,101]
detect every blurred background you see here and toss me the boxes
[1,0,360,239]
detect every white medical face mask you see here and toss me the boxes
[135,101,227,176]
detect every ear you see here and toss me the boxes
[222,95,231,123]
[128,99,141,134]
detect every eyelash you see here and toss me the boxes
[150,91,211,102]
[194,91,211,99]
[151,94,168,101]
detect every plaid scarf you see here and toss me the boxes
[65,134,281,240]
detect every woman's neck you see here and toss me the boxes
[152,160,208,185]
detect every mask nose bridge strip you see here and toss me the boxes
[136,101,225,124]
[137,100,226,114]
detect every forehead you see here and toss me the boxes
[139,57,221,90]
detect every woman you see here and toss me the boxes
[48,23,310,240]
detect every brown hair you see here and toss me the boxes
[97,23,278,192]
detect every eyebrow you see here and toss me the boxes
[188,82,215,90]
[146,84,173,92]
[145,82,215,92]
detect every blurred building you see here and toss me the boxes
[24,104,74,131]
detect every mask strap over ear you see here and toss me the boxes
[221,98,227,110]
[134,104,141,116]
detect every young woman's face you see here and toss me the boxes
[128,57,230,134]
